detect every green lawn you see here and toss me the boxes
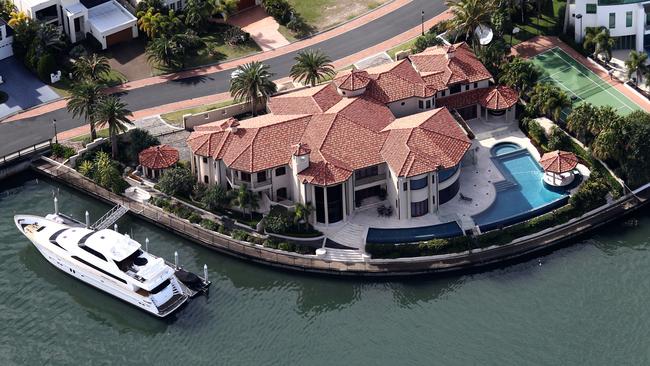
[387,37,418,60]
[286,0,388,32]
[49,69,127,98]
[504,0,566,46]
[160,99,237,127]
[70,128,110,143]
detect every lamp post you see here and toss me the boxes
[52,119,58,144]
[421,10,425,35]
[511,27,520,47]
[574,14,583,42]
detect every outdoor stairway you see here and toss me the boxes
[493,180,518,192]
[321,248,365,262]
[325,223,367,249]
[93,204,129,230]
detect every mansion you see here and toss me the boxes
[187,43,519,225]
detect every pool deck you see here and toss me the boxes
[319,115,543,250]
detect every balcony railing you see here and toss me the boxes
[354,173,386,187]
[232,177,272,190]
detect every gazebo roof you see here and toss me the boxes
[333,69,371,91]
[478,85,518,110]
[138,145,179,169]
[539,150,578,173]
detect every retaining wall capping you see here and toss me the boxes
[31,156,650,277]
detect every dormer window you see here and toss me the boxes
[450,84,461,94]
[240,172,251,182]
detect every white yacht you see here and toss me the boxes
[14,214,198,317]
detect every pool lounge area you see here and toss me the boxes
[365,141,574,245]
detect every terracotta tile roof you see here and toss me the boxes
[364,60,436,103]
[380,108,471,177]
[292,142,311,156]
[409,42,492,91]
[325,95,395,132]
[267,83,342,115]
[138,145,179,169]
[478,85,518,110]
[435,88,484,110]
[539,150,578,173]
[334,69,371,91]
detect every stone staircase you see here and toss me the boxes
[493,180,518,192]
[321,248,365,262]
[324,223,367,249]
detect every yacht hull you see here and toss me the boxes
[15,215,188,317]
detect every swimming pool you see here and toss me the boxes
[472,149,569,231]
[491,142,521,156]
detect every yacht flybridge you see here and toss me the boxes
[14,204,210,317]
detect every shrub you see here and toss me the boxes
[201,184,231,212]
[547,126,572,151]
[188,212,202,224]
[224,26,251,46]
[570,177,610,213]
[232,229,250,241]
[37,53,58,83]
[68,44,87,59]
[412,33,442,54]
[277,242,294,251]
[263,238,279,249]
[200,219,218,231]
[527,119,548,147]
[262,0,293,25]
[286,13,308,35]
[51,143,76,159]
[173,204,193,219]
[264,206,293,234]
[158,166,195,197]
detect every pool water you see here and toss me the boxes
[491,142,521,156]
[473,151,568,229]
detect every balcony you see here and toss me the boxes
[232,177,272,190]
[354,173,386,188]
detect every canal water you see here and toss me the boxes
[2,172,650,365]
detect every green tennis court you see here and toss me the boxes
[531,47,641,121]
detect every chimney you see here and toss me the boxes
[445,45,456,60]
[220,117,240,133]
[291,143,311,174]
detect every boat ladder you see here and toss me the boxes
[92,204,130,230]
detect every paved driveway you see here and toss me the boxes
[0,57,60,120]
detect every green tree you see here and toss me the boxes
[619,113,650,187]
[93,151,127,193]
[235,184,259,219]
[569,177,610,213]
[209,0,238,20]
[566,103,597,144]
[582,26,601,55]
[67,80,104,141]
[33,23,65,58]
[201,184,231,211]
[527,83,571,121]
[36,53,57,82]
[158,166,196,197]
[499,56,540,95]
[146,31,203,70]
[293,202,313,230]
[94,96,133,159]
[412,32,444,53]
[474,39,508,77]
[625,50,647,84]
[547,126,572,151]
[183,0,210,29]
[73,54,111,82]
[445,0,495,44]
[127,128,160,163]
[584,27,615,62]
[230,61,277,116]
[0,0,16,21]
[137,8,183,38]
[289,49,335,87]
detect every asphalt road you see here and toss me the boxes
[0,0,447,156]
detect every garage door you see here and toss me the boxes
[0,43,13,60]
[106,28,132,47]
[237,0,256,11]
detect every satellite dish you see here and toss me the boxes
[474,24,493,45]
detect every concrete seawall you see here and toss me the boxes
[31,157,650,277]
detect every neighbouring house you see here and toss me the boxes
[186,43,518,226]
[0,19,13,60]
[12,0,138,49]
[139,145,179,179]
[568,0,649,51]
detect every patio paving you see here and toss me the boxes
[228,6,290,51]
[0,57,60,120]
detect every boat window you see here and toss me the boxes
[36,226,46,232]
[151,279,171,294]
[77,232,108,261]
[71,256,127,284]
[116,250,144,273]
[49,229,67,243]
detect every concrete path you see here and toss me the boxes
[228,6,290,51]
[0,0,451,155]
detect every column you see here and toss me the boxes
[428,173,433,215]
[323,186,329,226]
[637,7,645,52]
[435,171,440,212]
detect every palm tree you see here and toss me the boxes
[289,49,335,87]
[67,80,104,141]
[210,0,238,20]
[625,50,648,85]
[8,10,28,27]
[566,102,596,144]
[183,0,210,29]
[94,96,133,159]
[545,89,571,121]
[591,27,615,62]
[445,0,495,44]
[146,35,183,70]
[73,54,111,82]
[137,8,163,38]
[33,23,65,57]
[499,56,540,95]
[230,61,277,116]
[235,184,259,219]
[294,202,313,230]
[582,26,601,55]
